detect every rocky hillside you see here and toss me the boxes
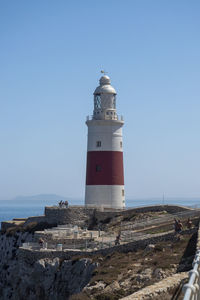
[0,231,33,299]
[0,230,97,300]
[0,207,198,300]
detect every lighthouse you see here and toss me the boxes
[85,74,125,209]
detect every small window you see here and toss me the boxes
[120,141,123,148]
[106,111,109,115]
[96,165,102,172]
[122,189,125,196]
[96,141,101,147]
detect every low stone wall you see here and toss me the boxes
[1,222,19,231]
[1,216,46,231]
[44,206,95,226]
[120,272,187,300]
[23,215,46,226]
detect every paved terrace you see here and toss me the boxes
[24,224,117,251]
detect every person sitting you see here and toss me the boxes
[59,200,65,208]
[64,200,69,208]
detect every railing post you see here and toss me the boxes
[183,283,196,299]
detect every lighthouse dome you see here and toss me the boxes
[100,75,110,85]
[94,75,116,95]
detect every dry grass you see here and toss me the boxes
[3,221,57,237]
[69,231,197,300]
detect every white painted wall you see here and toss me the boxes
[85,185,125,209]
[86,119,124,152]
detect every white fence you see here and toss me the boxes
[22,239,117,252]
[182,225,200,300]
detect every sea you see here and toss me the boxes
[0,198,200,228]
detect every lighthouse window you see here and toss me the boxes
[113,96,116,108]
[122,189,125,196]
[96,165,102,172]
[96,141,101,147]
[120,141,122,148]
[94,95,101,109]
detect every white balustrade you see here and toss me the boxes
[182,226,200,300]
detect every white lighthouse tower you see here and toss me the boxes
[85,74,125,209]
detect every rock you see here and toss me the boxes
[84,281,106,292]
[144,244,155,252]
[152,268,166,280]
[120,278,133,290]
[154,244,164,252]
[104,281,121,293]
[0,231,97,300]
[132,263,142,267]
[136,268,152,283]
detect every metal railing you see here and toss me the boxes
[182,225,200,300]
[182,251,200,300]
[86,115,124,121]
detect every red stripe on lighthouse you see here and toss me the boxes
[86,151,124,185]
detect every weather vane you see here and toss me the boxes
[100,70,108,75]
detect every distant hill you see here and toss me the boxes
[13,194,68,202]
[0,194,83,206]
[1,195,199,208]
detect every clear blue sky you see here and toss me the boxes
[0,0,200,200]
